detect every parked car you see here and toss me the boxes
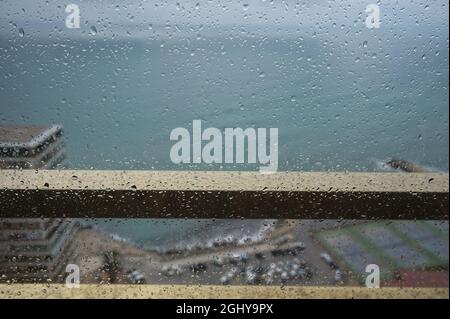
[220,275,230,285]
[212,256,225,267]
[127,270,146,284]
[320,252,337,269]
[271,241,305,256]
[190,263,208,273]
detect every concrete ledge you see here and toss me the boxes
[0,284,448,299]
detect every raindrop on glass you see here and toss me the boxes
[90,26,97,35]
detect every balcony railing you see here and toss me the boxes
[0,169,448,299]
[0,170,447,219]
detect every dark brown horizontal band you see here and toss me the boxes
[0,170,448,219]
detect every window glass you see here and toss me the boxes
[0,0,448,291]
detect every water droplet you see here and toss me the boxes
[90,26,97,35]
[18,28,25,37]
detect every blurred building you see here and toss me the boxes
[0,124,65,169]
[0,125,77,282]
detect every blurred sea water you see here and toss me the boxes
[0,21,448,248]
